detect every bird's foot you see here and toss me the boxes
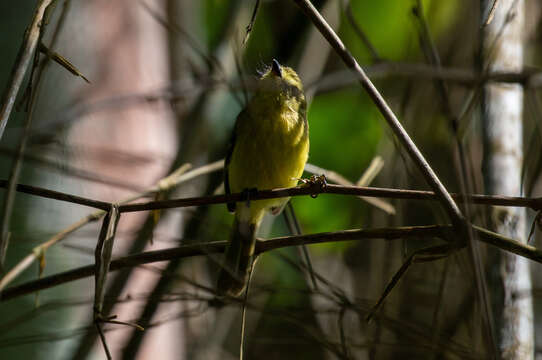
[298,174,327,198]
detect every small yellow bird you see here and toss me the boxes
[217,59,309,297]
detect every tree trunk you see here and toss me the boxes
[481,0,533,358]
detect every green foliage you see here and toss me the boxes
[308,89,382,179]
[341,0,458,62]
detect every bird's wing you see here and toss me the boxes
[225,109,246,213]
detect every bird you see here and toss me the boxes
[217,59,309,297]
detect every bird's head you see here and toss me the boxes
[257,59,304,102]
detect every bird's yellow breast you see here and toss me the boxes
[228,96,309,224]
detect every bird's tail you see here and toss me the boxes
[217,217,257,297]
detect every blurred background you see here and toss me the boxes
[0,0,541,359]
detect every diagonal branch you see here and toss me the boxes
[291,0,465,229]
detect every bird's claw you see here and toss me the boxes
[298,174,327,198]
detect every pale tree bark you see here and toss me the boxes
[65,0,179,358]
[481,0,533,358]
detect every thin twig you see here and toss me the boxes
[240,255,258,360]
[93,205,120,317]
[430,258,450,360]
[38,42,90,83]
[338,307,350,359]
[482,0,500,26]
[356,156,384,187]
[0,97,35,269]
[0,214,100,292]
[284,202,318,291]
[310,63,542,93]
[95,321,112,360]
[243,0,261,44]
[139,0,220,73]
[102,318,144,331]
[342,0,381,62]
[366,244,455,322]
[0,0,55,140]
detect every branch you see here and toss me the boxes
[118,183,542,213]
[2,168,540,215]
[1,162,541,293]
[0,180,112,210]
[2,224,541,302]
[1,241,226,301]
